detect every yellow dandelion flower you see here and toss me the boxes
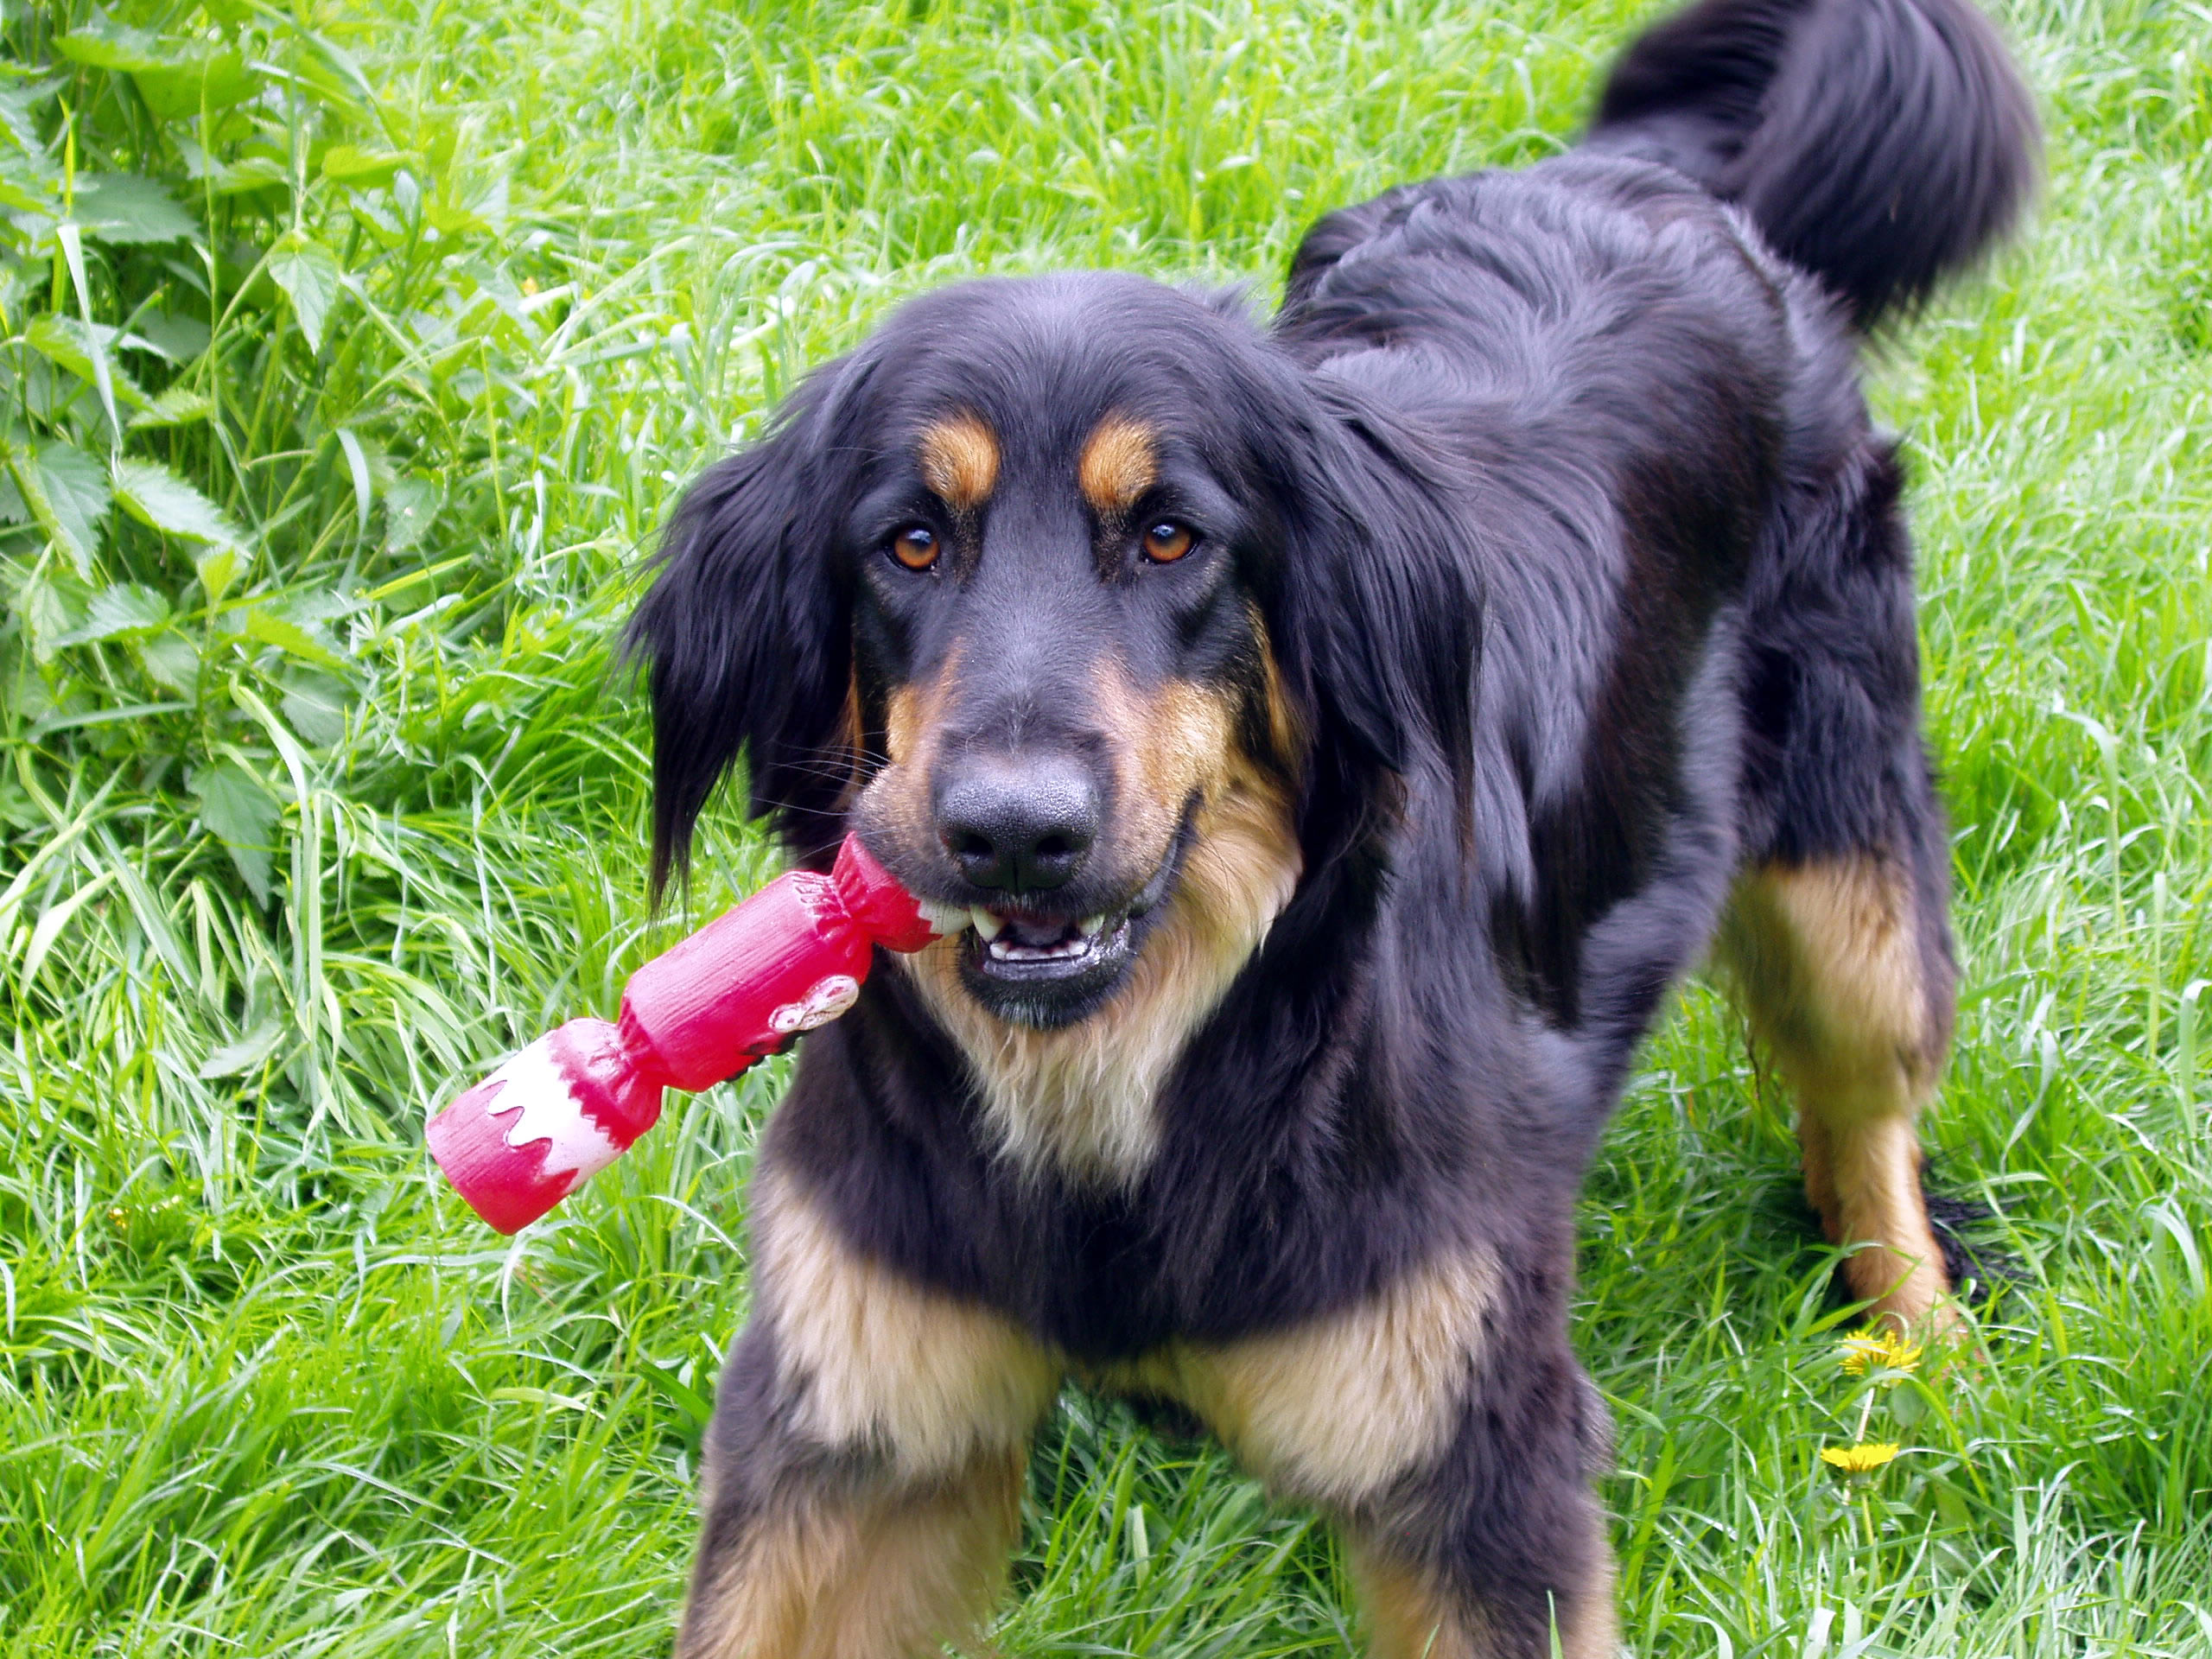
[1821,1441,1901,1473]
[1838,1331,1923,1376]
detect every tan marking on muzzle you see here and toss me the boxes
[917,412,999,512]
[1077,415,1159,517]
[872,645,966,855]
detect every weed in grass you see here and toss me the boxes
[3,0,2209,1654]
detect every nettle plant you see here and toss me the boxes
[0,1,520,907]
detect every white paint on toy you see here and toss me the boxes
[768,974,861,1034]
[484,1039,623,1187]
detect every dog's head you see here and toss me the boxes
[632,273,1475,1044]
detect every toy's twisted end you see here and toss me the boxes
[830,833,949,952]
[426,1017,667,1234]
[428,834,944,1234]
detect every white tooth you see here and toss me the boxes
[988,937,1014,959]
[971,908,1005,941]
[1077,915,1106,938]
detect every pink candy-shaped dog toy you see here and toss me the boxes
[427,834,943,1233]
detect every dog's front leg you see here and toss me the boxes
[1158,1248,1618,1659]
[1344,1451,1617,1659]
[677,1169,1061,1659]
[1340,1347,1618,1659]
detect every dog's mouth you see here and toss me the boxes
[936,804,1197,1027]
[965,907,1130,981]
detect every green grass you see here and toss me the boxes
[3,0,2209,1652]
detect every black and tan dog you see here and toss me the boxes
[629,0,2037,1651]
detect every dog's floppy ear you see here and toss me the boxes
[1249,384,1480,863]
[627,375,856,899]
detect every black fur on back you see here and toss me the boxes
[1586,0,2038,327]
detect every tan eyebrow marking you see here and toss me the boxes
[917,412,1000,512]
[1077,415,1159,516]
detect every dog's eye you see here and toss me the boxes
[889,524,940,571]
[1141,520,1195,563]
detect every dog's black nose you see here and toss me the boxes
[937,762,1099,892]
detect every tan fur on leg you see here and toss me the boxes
[679,1444,1027,1659]
[1818,1113,1950,1329]
[1350,1542,1488,1659]
[1347,1525,1617,1659]
[750,1171,1063,1481]
[1569,1545,1620,1659]
[681,1174,1059,1656]
[1721,855,1955,1332]
[1086,1248,1500,1507]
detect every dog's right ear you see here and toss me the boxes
[626,382,855,900]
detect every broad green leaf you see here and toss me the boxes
[383,475,439,552]
[39,444,111,561]
[139,632,200,695]
[425,195,493,237]
[175,139,288,198]
[266,235,342,352]
[0,81,59,149]
[73,175,198,245]
[321,145,412,186]
[216,839,278,909]
[130,387,215,429]
[113,457,245,547]
[55,583,170,647]
[190,760,280,905]
[198,1016,285,1080]
[194,545,241,606]
[39,444,111,557]
[4,440,111,575]
[202,155,289,198]
[21,314,151,409]
[54,17,172,73]
[0,172,54,215]
[18,575,79,664]
[281,672,350,746]
[0,112,59,213]
[132,52,257,123]
[243,607,347,672]
[134,310,212,364]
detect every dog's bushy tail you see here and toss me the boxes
[1584,0,2038,328]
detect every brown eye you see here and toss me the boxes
[890,524,940,571]
[1141,520,1194,563]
